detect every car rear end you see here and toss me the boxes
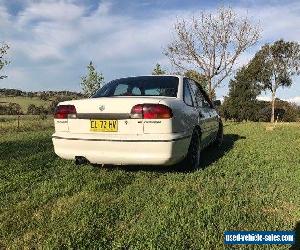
[52,76,191,165]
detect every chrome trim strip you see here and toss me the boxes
[52,135,191,142]
[76,113,130,119]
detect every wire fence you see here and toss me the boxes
[0,115,54,133]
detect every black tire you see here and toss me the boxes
[182,129,201,171]
[214,120,223,147]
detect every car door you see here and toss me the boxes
[181,79,198,135]
[186,79,212,148]
[198,87,220,142]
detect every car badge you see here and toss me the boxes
[99,105,105,111]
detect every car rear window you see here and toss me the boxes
[92,76,179,97]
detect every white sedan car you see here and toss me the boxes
[52,75,223,170]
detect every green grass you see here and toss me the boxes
[0,122,299,249]
[0,115,53,133]
[0,96,51,112]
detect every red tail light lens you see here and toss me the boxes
[130,104,173,119]
[54,105,77,119]
[130,104,143,119]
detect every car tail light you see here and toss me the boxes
[130,104,143,119]
[54,105,77,119]
[130,104,173,119]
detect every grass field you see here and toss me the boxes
[0,96,51,112]
[0,121,299,249]
[0,115,53,133]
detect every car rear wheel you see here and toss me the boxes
[214,121,223,147]
[182,130,201,171]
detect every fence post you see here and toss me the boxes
[17,113,20,130]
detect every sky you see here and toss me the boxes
[0,0,300,104]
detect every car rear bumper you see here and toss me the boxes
[52,132,191,165]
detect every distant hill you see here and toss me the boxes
[0,88,84,98]
[0,96,51,113]
[0,88,84,114]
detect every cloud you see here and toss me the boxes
[0,1,177,91]
[0,0,299,101]
[285,96,300,105]
[17,1,85,24]
[257,95,300,105]
[14,2,86,61]
[95,0,112,15]
[257,95,271,102]
[236,3,300,46]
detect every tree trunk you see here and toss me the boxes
[271,91,276,123]
[208,80,213,100]
[17,114,20,131]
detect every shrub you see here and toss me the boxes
[0,103,22,115]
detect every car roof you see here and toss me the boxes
[111,75,184,81]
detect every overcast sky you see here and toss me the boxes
[0,0,300,103]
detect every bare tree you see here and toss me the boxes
[165,7,260,99]
[0,42,9,79]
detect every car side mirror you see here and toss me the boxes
[213,100,221,107]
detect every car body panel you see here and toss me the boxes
[52,75,220,166]
[52,131,190,165]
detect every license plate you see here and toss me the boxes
[90,120,118,132]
